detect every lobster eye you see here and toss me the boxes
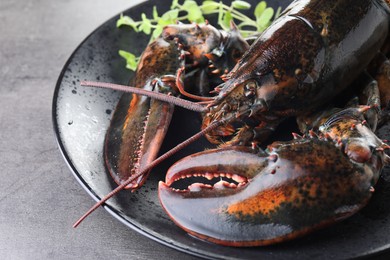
[244,81,257,98]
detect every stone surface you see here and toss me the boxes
[0,0,198,259]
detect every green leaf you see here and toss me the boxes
[139,13,152,35]
[231,0,251,10]
[222,11,233,30]
[157,18,173,27]
[182,0,197,8]
[119,50,139,71]
[170,0,179,9]
[274,6,282,20]
[151,25,163,40]
[152,6,159,20]
[182,0,204,23]
[254,1,266,18]
[256,7,274,32]
[201,1,220,14]
[116,14,138,31]
[189,9,204,23]
[161,9,179,23]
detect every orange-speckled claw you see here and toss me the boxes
[158,138,383,247]
[105,91,175,189]
[162,23,222,62]
[104,37,182,189]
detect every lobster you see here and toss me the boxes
[77,0,390,247]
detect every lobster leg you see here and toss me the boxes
[376,57,390,109]
[354,72,381,131]
[297,72,382,133]
[367,52,390,125]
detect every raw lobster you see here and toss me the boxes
[78,0,390,247]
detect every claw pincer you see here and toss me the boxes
[105,38,180,189]
[159,105,388,246]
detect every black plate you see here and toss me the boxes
[52,0,390,259]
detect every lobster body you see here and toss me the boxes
[204,0,390,145]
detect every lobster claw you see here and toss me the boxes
[105,89,175,189]
[162,23,222,60]
[159,140,377,246]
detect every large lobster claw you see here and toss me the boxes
[159,140,378,246]
[105,84,175,189]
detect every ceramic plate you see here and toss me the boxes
[52,0,390,259]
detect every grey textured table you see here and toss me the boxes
[0,0,199,259]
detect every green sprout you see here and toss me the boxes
[117,0,281,71]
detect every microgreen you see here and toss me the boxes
[118,50,140,71]
[117,0,281,71]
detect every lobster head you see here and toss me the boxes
[202,79,270,146]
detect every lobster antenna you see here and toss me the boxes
[73,119,226,228]
[81,81,209,113]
